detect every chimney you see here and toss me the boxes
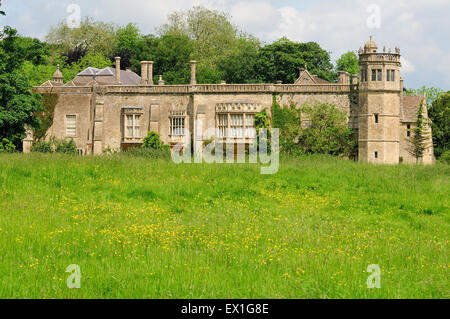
[115,57,121,84]
[141,61,148,85]
[190,60,197,85]
[147,61,154,85]
[338,71,349,84]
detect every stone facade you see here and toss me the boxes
[28,39,435,165]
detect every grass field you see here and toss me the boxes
[0,153,448,299]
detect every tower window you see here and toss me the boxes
[374,114,379,124]
[377,70,382,81]
[374,151,378,159]
[386,70,390,81]
[407,124,411,137]
[372,70,376,81]
[391,70,395,81]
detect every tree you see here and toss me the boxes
[254,38,335,84]
[218,35,261,83]
[46,17,118,64]
[428,92,450,158]
[159,6,239,83]
[336,51,359,76]
[408,102,430,164]
[405,86,444,105]
[298,103,355,157]
[115,23,142,69]
[0,27,42,149]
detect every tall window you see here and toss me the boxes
[407,124,411,137]
[170,111,186,136]
[66,115,76,137]
[386,70,390,81]
[125,114,141,138]
[374,114,379,124]
[372,70,376,81]
[218,114,228,138]
[230,114,244,138]
[245,114,256,138]
[377,70,382,81]
[391,70,395,81]
[217,113,256,138]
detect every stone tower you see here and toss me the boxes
[358,37,402,164]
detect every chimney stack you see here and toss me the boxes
[190,60,197,85]
[115,57,121,84]
[141,61,148,85]
[147,61,154,85]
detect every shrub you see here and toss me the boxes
[440,150,450,164]
[0,138,16,153]
[54,138,77,154]
[142,131,168,150]
[30,137,77,154]
[31,140,52,153]
[123,147,171,159]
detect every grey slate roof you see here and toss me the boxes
[401,95,426,123]
[73,67,141,86]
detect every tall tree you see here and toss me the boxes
[428,92,450,158]
[46,17,118,64]
[408,102,430,163]
[0,27,42,148]
[115,23,142,69]
[158,6,239,83]
[254,38,335,84]
[336,51,359,76]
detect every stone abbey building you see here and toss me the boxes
[26,38,435,165]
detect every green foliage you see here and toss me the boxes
[30,140,52,153]
[298,104,356,157]
[271,98,303,155]
[428,92,450,158]
[219,35,261,84]
[142,131,169,151]
[115,23,142,69]
[33,94,58,140]
[0,138,16,153]
[255,37,335,84]
[54,138,77,154]
[45,17,118,63]
[439,150,450,164]
[336,51,359,76]
[30,137,77,154]
[0,27,42,148]
[272,98,355,157]
[123,146,171,159]
[408,102,430,163]
[405,86,444,105]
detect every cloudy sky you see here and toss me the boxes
[2,0,449,89]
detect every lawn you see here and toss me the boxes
[0,153,448,298]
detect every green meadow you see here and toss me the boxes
[0,153,448,299]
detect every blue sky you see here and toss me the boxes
[2,0,449,89]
